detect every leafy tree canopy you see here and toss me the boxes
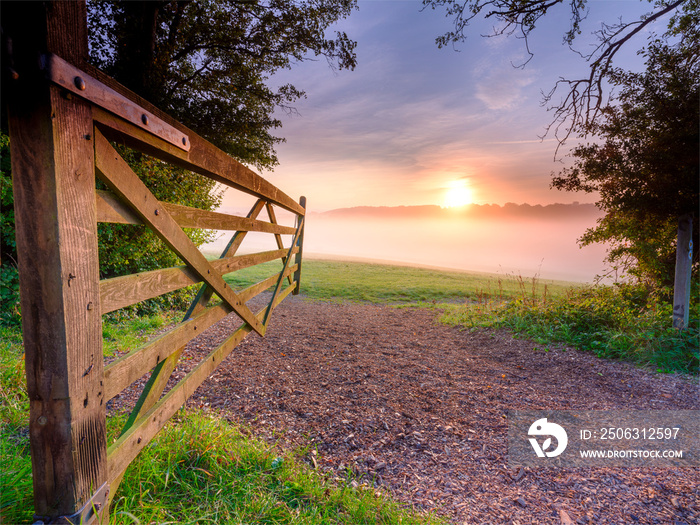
[551,35,699,287]
[88,0,358,170]
[2,1,359,323]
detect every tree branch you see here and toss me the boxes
[424,0,692,154]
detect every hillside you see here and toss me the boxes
[313,202,603,221]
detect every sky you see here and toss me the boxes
[221,0,659,213]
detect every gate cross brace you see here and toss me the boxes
[94,130,265,336]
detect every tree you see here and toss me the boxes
[88,0,358,169]
[422,0,697,145]
[1,1,359,321]
[551,37,699,289]
[85,0,357,292]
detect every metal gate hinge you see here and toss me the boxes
[33,482,109,525]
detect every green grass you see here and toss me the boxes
[226,258,697,374]
[224,258,576,304]
[439,283,700,374]
[0,325,32,523]
[1,312,444,525]
[109,413,441,525]
[102,309,183,358]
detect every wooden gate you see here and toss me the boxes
[4,3,305,523]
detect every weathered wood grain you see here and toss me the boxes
[47,53,189,151]
[265,202,294,286]
[107,283,296,484]
[5,1,107,518]
[293,197,307,295]
[96,190,295,234]
[184,199,267,319]
[263,215,304,326]
[104,305,225,401]
[94,131,265,336]
[100,247,298,314]
[91,107,305,216]
[103,265,297,401]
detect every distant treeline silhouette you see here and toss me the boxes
[315,202,602,221]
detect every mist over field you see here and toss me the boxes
[207,203,608,283]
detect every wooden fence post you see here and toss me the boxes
[293,196,306,294]
[673,213,694,330]
[4,1,108,522]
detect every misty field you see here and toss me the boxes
[207,204,610,283]
[222,257,577,304]
[223,258,697,374]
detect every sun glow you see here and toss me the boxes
[443,181,473,208]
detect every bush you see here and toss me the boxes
[441,283,699,374]
[0,266,20,327]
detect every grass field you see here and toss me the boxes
[223,257,577,304]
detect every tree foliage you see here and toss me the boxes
[551,37,699,288]
[422,0,696,144]
[88,0,358,169]
[2,1,359,323]
[0,132,20,325]
[86,0,357,312]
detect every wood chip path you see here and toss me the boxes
[111,296,699,524]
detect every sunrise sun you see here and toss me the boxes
[443,181,473,208]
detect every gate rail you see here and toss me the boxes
[3,2,305,523]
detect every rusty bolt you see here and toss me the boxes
[38,416,48,426]
[141,114,149,125]
[74,76,86,91]
[182,137,187,145]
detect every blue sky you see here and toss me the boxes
[223,0,663,212]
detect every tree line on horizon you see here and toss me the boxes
[315,202,604,220]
